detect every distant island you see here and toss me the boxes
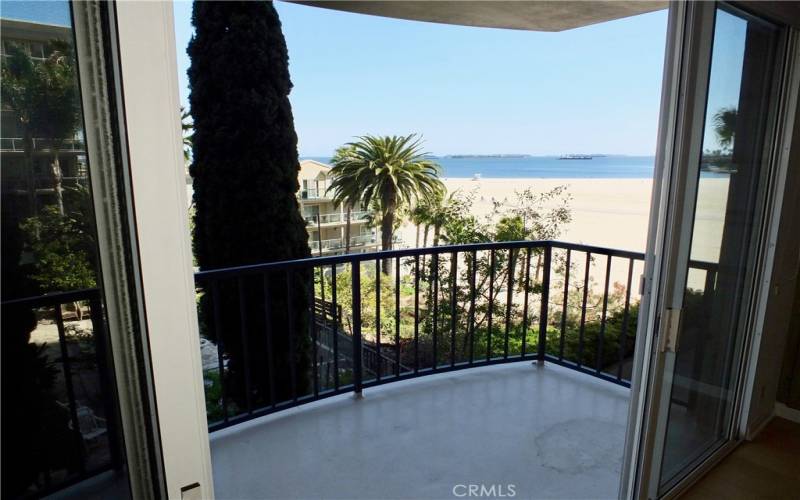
[443,154,532,159]
[559,154,593,160]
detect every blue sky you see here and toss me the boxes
[173,2,669,157]
[1,1,670,156]
[0,0,70,26]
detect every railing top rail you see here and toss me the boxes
[551,241,644,260]
[194,240,544,279]
[1,287,101,308]
[194,240,653,280]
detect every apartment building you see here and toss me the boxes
[298,159,379,255]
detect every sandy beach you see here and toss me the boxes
[396,177,729,289]
[399,177,730,257]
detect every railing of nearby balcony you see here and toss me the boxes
[0,137,86,153]
[304,211,370,225]
[0,289,122,496]
[309,234,378,252]
[2,174,90,194]
[194,240,718,431]
[299,187,331,200]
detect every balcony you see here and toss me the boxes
[2,240,716,496]
[192,239,722,497]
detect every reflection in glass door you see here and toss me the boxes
[0,2,132,498]
[656,5,780,495]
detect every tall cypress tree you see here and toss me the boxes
[189,1,311,411]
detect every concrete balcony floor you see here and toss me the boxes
[210,362,630,499]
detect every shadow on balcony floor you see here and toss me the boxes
[210,362,630,499]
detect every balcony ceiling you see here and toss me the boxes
[294,1,667,32]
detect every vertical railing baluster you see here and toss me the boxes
[560,249,571,361]
[237,277,253,413]
[375,259,381,381]
[432,252,440,369]
[395,256,401,377]
[212,281,230,418]
[577,252,591,368]
[521,247,532,358]
[331,264,339,391]
[617,258,634,382]
[596,255,612,374]
[702,268,716,312]
[286,270,298,402]
[538,245,551,361]
[414,255,420,374]
[487,249,495,361]
[469,251,477,364]
[319,266,325,304]
[309,269,319,397]
[88,292,122,468]
[450,252,458,367]
[690,266,716,406]
[352,262,363,395]
[504,249,515,359]
[55,303,86,473]
[259,275,276,408]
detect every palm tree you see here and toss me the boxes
[713,106,737,152]
[409,203,429,248]
[329,145,356,254]
[181,106,194,164]
[328,134,444,273]
[418,190,466,247]
[3,41,80,216]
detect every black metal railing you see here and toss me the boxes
[195,240,717,432]
[1,289,122,497]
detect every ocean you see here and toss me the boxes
[304,155,657,179]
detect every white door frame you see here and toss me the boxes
[619,1,691,496]
[112,1,214,497]
[74,1,215,498]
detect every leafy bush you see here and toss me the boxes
[20,186,98,293]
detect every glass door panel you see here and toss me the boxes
[1,2,132,498]
[657,5,780,494]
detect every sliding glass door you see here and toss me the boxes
[657,5,780,494]
[635,2,787,498]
